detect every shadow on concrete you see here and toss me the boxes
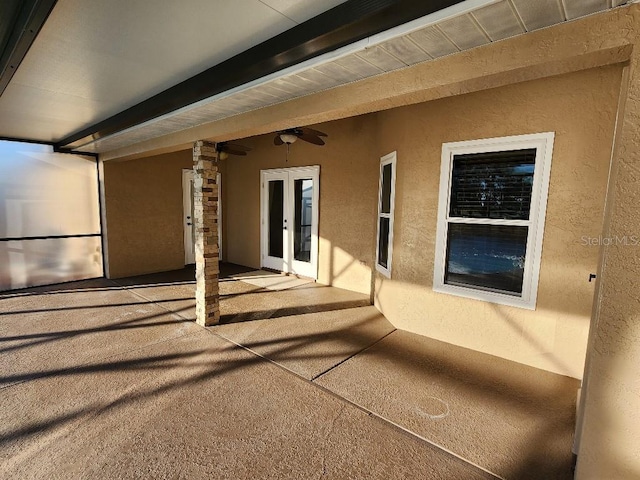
[0,345,263,445]
[0,263,578,480]
[219,299,372,324]
[0,298,195,317]
[0,306,193,356]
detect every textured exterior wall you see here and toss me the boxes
[223,66,621,375]
[103,149,193,278]
[576,46,640,480]
[224,115,378,295]
[373,66,622,379]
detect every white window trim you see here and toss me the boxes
[376,151,397,278]
[433,133,555,310]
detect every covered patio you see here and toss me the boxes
[1,265,578,479]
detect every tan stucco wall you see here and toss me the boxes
[373,65,622,379]
[222,65,621,379]
[224,115,378,295]
[103,150,193,278]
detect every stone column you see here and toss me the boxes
[193,140,220,326]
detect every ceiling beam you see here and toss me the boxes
[56,0,464,150]
[0,0,57,97]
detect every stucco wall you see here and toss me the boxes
[102,66,620,379]
[373,65,623,379]
[103,150,193,278]
[222,65,621,378]
[224,115,378,295]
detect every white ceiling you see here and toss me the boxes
[0,0,629,154]
[0,0,346,142]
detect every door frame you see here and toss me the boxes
[182,169,195,264]
[260,165,320,279]
[261,169,289,273]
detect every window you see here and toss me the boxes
[376,151,397,277]
[433,133,554,309]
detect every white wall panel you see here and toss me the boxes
[0,140,103,290]
[0,141,99,238]
[0,237,103,291]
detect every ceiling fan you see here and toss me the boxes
[274,127,328,146]
[216,141,252,160]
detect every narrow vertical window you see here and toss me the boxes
[376,152,397,277]
[434,133,554,309]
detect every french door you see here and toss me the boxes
[261,166,319,279]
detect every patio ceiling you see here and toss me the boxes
[0,0,628,156]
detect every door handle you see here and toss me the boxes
[187,222,192,226]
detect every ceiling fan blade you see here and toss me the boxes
[224,143,251,152]
[298,134,325,146]
[299,127,327,137]
[224,148,248,156]
[274,135,284,146]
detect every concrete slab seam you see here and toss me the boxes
[310,328,398,381]
[205,328,504,480]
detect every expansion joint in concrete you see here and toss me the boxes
[310,328,397,381]
[207,327,503,480]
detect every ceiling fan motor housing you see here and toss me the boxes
[279,133,298,144]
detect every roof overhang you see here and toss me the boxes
[55,0,466,151]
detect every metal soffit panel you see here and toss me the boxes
[81,0,624,155]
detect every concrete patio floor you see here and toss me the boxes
[0,265,578,479]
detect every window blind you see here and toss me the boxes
[449,149,536,220]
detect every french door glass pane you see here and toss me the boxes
[268,180,284,258]
[378,217,390,268]
[294,178,313,262]
[449,149,536,220]
[381,163,392,214]
[445,223,528,294]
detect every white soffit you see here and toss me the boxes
[563,0,609,19]
[0,0,347,143]
[80,0,624,154]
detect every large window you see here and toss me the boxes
[376,151,397,277]
[433,133,554,309]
